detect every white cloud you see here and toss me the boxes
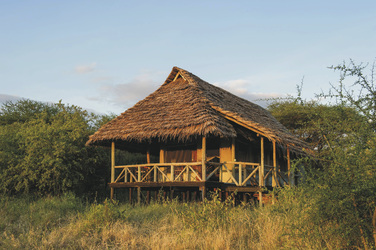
[89,72,161,108]
[0,94,23,104]
[74,62,97,74]
[213,79,285,108]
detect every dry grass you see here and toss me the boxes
[0,194,347,249]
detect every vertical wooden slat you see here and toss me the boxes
[202,136,206,181]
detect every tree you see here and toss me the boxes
[268,60,376,248]
[0,100,112,196]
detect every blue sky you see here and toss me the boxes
[1,1,376,114]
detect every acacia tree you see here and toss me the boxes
[268,60,376,248]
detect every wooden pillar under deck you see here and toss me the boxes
[193,190,197,201]
[110,141,115,200]
[146,190,150,204]
[170,188,174,200]
[201,186,206,201]
[182,191,186,202]
[129,188,132,203]
[137,187,141,204]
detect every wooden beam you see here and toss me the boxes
[202,136,206,181]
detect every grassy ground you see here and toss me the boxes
[0,192,347,249]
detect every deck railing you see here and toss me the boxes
[113,161,289,187]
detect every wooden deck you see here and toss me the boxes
[109,160,290,204]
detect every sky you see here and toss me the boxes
[1,1,376,114]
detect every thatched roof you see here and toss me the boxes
[87,67,309,153]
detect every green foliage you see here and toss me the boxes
[0,100,111,196]
[268,59,376,248]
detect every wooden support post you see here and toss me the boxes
[186,190,190,202]
[111,141,115,200]
[146,190,150,204]
[239,164,243,186]
[202,136,206,181]
[272,140,277,187]
[193,191,197,201]
[182,191,186,202]
[147,148,150,164]
[160,148,165,163]
[160,148,165,182]
[201,186,206,201]
[259,137,264,207]
[287,146,291,185]
[170,188,174,200]
[231,137,236,160]
[137,187,141,204]
[232,137,236,178]
[129,188,132,203]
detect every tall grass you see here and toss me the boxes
[0,191,349,249]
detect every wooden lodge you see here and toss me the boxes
[86,67,309,204]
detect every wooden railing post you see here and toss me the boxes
[154,166,157,182]
[171,165,174,182]
[138,166,141,182]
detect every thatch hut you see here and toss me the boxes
[87,67,309,204]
